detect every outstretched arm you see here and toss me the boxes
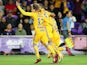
[16,1,34,17]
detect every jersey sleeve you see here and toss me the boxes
[17,5,34,17]
[46,11,55,17]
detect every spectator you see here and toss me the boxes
[22,1,27,10]
[29,18,34,24]
[49,4,57,16]
[59,0,69,16]
[53,0,62,10]
[15,0,22,3]
[79,17,87,35]
[49,0,54,5]
[82,1,87,17]
[24,5,31,19]
[3,23,15,35]
[56,11,63,33]
[61,11,74,56]
[0,0,4,15]
[63,0,69,14]
[43,0,49,10]
[27,0,32,5]
[67,0,74,11]
[15,23,27,35]
[0,11,3,21]
[23,18,32,35]
[6,12,17,28]
[73,0,83,22]
[16,0,23,15]
[5,0,17,15]
[26,5,31,12]
[0,17,7,35]
[2,0,8,5]
[69,12,77,32]
[17,14,24,25]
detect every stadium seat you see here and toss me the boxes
[71,28,78,35]
[78,28,84,35]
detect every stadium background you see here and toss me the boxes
[0,0,87,65]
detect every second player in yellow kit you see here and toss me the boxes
[40,8,64,61]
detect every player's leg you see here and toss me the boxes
[62,30,74,56]
[48,51,52,58]
[52,31,64,62]
[41,33,58,63]
[33,33,41,64]
[45,26,56,58]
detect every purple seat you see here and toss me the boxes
[71,28,78,35]
[78,28,84,35]
[74,22,80,29]
[13,15,18,20]
[4,15,18,20]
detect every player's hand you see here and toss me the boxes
[16,1,20,6]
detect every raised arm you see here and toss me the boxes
[16,1,34,17]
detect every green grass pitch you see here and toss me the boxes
[0,55,87,65]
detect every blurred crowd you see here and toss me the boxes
[0,0,87,35]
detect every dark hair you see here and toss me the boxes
[65,11,69,15]
[85,17,87,19]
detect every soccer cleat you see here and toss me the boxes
[52,54,58,63]
[35,59,41,64]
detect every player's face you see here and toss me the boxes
[31,9,35,12]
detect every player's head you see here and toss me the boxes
[32,3,41,12]
[31,4,35,12]
[66,11,72,18]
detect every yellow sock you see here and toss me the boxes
[56,48,64,59]
[47,51,52,58]
[58,47,65,51]
[34,45,40,59]
[47,45,56,57]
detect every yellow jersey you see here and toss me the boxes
[17,6,47,33]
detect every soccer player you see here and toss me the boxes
[16,2,58,64]
[40,6,64,61]
[61,11,74,56]
[50,17,64,61]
